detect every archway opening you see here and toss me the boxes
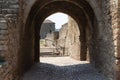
[21,0,112,80]
[40,12,90,66]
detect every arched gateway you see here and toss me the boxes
[0,0,119,80]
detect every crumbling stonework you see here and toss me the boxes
[65,17,80,60]
[45,31,59,47]
[57,23,68,55]
[0,0,19,80]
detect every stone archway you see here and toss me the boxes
[17,0,115,80]
[24,1,93,67]
[0,0,119,80]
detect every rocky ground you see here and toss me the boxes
[22,55,109,80]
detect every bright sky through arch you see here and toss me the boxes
[46,12,68,29]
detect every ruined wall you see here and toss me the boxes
[57,23,68,55]
[45,33,55,47]
[112,0,120,80]
[88,0,116,79]
[65,17,80,60]
[0,0,19,80]
[57,23,68,48]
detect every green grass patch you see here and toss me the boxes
[40,39,45,46]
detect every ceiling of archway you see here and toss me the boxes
[26,0,95,31]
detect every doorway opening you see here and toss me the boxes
[22,1,112,80]
[40,12,89,66]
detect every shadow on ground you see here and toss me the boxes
[22,62,108,80]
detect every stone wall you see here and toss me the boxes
[40,20,55,39]
[65,17,80,60]
[57,23,68,55]
[111,0,120,80]
[0,0,119,80]
[90,0,116,79]
[0,0,19,80]
[57,17,80,59]
[45,33,54,47]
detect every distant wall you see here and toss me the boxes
[40,23,55,39]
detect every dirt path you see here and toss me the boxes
[22,56,108,80]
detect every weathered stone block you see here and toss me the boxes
[7,0,18,4]
[115,59,120,71]
[2,9,18,14]
[0,30,8,35]
[9,5,19,9]
[0,41,8,45]
[0,35,8,40]
[0,45,8,50]
[0,21,8,30]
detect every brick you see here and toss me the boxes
[0,40,8,45]
[0,35,8,40]
[9,5,19,9]
[0,45,8,50]
[2,9,18,14]
[0,30,8,35]
[0,21,7,30]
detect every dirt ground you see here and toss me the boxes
[22,55,109,80]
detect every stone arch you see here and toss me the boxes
[18,0,115,80]
[25,0,95,62]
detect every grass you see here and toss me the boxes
[40,39,46,46]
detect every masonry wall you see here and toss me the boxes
[88,0,116,79]
[57,23,68,55]
[0,0,119,80]
[40,23,55,39]
[65,17,80,60]
[0,0,19,80]
[112,0,120,80]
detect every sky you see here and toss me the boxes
[46,12,68,29]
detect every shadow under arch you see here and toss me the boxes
[21,0,102,76]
